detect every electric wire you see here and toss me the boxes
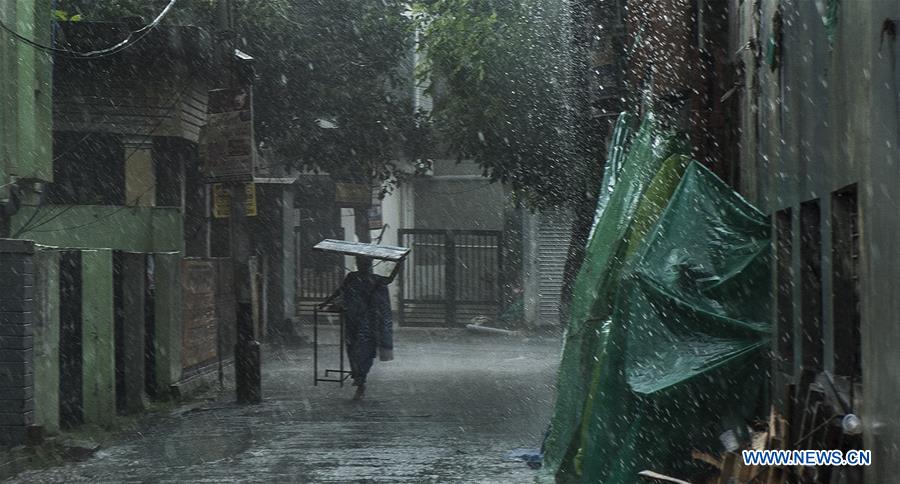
[52,132,94,162]
[0,0,178,59]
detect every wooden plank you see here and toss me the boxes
[718,452,737,484]
[313,239,410,261]
[691,450,722,469]
[764,466,786,484]
[751,432,768,450]
[737,458,754,482]
[181,259,218,369]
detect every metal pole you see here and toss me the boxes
[313,307,318,386]
[217,0,261,404]
[446,231,457,326]
[339,309,345,387]
[231,183,260,403]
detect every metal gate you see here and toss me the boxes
[398,229,502,327]
[295,226,346,316]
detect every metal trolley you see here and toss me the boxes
[313,306,352,386]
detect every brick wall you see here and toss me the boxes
[0,239,36,447]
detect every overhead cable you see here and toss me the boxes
[0,0,177,59]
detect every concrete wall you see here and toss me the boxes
[3,243,186,437]
[737,1,900,480]
[11,205,184,253]
[279,189,296,329]
[153,252,183,392]
[80,250,115,425]
[409,158,506,231]
[33,249,59,434]
[119,253,148,413]
[379,183,412,308]
[412,178,505,231]
[0,2,53,186]
[0,239,36,446]
[251,185,296,337]
[4,243,187,437]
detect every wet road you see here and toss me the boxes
[10,329,560,483]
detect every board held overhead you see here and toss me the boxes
[313,239,410,261]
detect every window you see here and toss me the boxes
[775,208,793,372]
[153,137,186,208]
[831,185,861,380]
[800,199,823,373]
[49,132,125,205]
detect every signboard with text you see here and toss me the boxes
[212,183,258,218]
[334,182,371,207]
[200,87,256,182]
[369,186,383,230]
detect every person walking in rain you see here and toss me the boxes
[320,256,402,400]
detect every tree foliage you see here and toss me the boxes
[56,0,425,187]
[413,0,584,209]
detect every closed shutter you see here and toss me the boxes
[537,209,573,325]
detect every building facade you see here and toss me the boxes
[586,0,892,480]
[732,1,898,481]
[0,18,247,446]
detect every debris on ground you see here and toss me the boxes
[466,316,519,335]
[639,407,790,484]
[57,439,102,462]
[465,323,519,336]
[637,470,692,484]
[506,448,542,469]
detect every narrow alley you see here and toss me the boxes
[3,1,898,482]
[9,330,559,483]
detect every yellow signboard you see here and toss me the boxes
[334,182,372,207]
[212,183,257,218]
[244,183,258,217]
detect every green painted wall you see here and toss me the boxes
[11,205,184,253]
[151,209,185,254]
[33,248,60,434]
[80,250,115,426]
[154,252,183,394]
[0,2,53,185]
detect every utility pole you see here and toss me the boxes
[216,0,261,404]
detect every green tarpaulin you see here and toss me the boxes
[544,114,772,483]
[544,111,690,478]
[587,112,636,244]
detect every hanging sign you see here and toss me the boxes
[200,87,256,182]
[369,186,383,230]
[212,183,257,218]
[334,182,371,207]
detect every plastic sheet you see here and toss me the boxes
[544,123,772,483]
[543,111,689,478]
